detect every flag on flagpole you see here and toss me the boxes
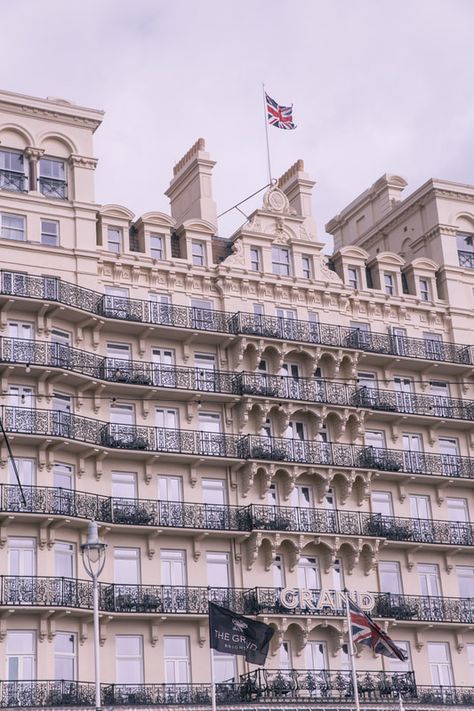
[265,93,297,130]
[209,602,274,665]
[349,598,407,661]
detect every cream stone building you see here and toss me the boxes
[0,87,473,709]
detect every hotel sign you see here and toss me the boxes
[279,588,375,612]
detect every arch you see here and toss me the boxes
[337,245,370,260]
[369,251,405,267]
[180,218,215,234]
[0,123,34,149]
[100,204,135,221]
[409,257,439,272]
[138,211,175,228]
[452,211,474,232]
[37,130,77,156]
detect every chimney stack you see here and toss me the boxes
[278,159,317,238]
[165,138,217,229]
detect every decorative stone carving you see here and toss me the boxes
[263,186,291,214]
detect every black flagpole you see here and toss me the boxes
[0,417,26,506]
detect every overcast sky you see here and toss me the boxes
[3,0,474,246]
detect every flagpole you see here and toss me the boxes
[208,588,217,711]
[262,83,272,183]
[343,589,361,711]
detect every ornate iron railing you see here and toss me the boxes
[38,176,67,199]
[3,484,474,547]
[0,269,472,365]
[2,405,474,477]
[352,385,474,421]
[0,576,92,608]
[2,677,474,707]
[0,169,27,193]
[459,250,474,269]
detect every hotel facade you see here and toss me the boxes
[0,88,473,709]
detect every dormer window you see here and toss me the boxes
[347,266,359,289]
[150,234,164,260]
[38,158,67,199]
[0,150,26,192]
[384,273,395,296]
[107,227,122,253]
[302,255,312,279]
[250,247,261,271]
[419,278,430,302]
[192,241,205,266]
[272,246,291,276]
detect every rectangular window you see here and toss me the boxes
[1,213,25,241]
[384,273,395,295]
[150,234,164,259]
[107,227,122,253]
[428,642,453,686]
[388,641,412,673]
[0,149,26,192]
[418,563,441,596]
[305,642,327,671]
[38,158,67,199]
[302,255,312,279]
[55,541,75,578]
[114,548,141,584]
[112,472,137,500]
[347,266,359,289]
[40,219,59,246]
[371,491,393,516]
[279,641,292,670]
[212,651,237,683]
[409,495,431,520]
[158,476,182,502]
[116,635,144,684]
[272,246,291,276]
[273,554,285,588]
[250,247,261,271]
[7,631,35,680]
[419,278,430,301]
[8,458,35,487]
[467,644,474,684]
[192,241,205,266]
[379,561,402,594]
[457,566,474,598]
[161,550,186,585]
[55,632,76,680]
[206,551,230,587]
[297,556,320,589]
[53,463,73,490]
[164,636,190,684]
[202,479,226,506]
[8,537,36,576]
[447,498,469,522]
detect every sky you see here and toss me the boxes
[2,0,474,247]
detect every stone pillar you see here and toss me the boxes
[25,147,44,192]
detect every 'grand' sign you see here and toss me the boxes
[279,588,375,612]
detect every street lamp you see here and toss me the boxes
[81,520,107,711]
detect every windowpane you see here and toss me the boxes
[116,635,143,684]
[192,241,205,266]
[1,213,25,241]
[250,247,261,271]
[151,234,164,259]
[272,246,291,276]
[41,219,59,246]
[107,228,122,253]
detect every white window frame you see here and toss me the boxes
[54,632,76,681]
[6,631,36,681]
[272,246,291,276]
[164,636,191,684]
[40,219,59,246]
[116,635,144,684]
[1,213,25,241]
[384,272,395,295]
[150,234,164,259]
[250,247,261,271]
[302,255,312,279]
[347,266,359,289]
[419,278,430,301]
[191,241,205,266]
[107,227,122,253]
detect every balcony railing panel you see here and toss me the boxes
[38,176,67,199]
[352,386,474,421]
[459,250,474,269]
[0,680,95,708]
[0,168,27,192]
[0,576,93,608]
[0,269,472,366]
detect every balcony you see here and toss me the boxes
[352,386,474,422]
[38,176,67,199]
[0,270,472,366]
[5,675,474,707]
[0,168,27,192]
[459,250,474,269]
[2,406,474,477]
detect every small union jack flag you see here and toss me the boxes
[266,93,296,130]
[349,598,407,661]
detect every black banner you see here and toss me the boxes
[209,602,274,665]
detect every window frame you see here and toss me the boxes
[40,219,59,246]
[301,255,312,279]
[107,227,122,254]
[1,212,26,241]
[150,234,164,260]
[191,241,205,266]
[271,245,291,276]
[250,247,261,271]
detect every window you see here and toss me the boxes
[112,472,137,500]
[305,642,327,671]
[273,555,285,588]
[159,476,182,502]
[384,273,395,295]
[207,552,230,587]
[54,463,73,490]
[272,246,291,276]
[447,498,469,522]
[388,641,412,673]
[116,635,143,683]
[161,550,186,585]
[409,495,431,520]
[40,219,59,246]
[7,631,35,680]
[212,651,236,683]
[427,642,453,686]
[114,548,140,584]
[418,563,441,596]
[8,537,36,575]
[371,491,393,516]
[250,247,261,271]
[457,567,474,598]
[379,561,402,593]
[55,633,76,680]
[291,485,312,508]
[150,234,164,259]
[202,479,226,505]
[297,557,320,589]
[253,303,264,320]
[38,158,67,199]
[55,541,75,578]
[279,641,292,670]
[8,458,35,487]
[467,644,474,683]
[347,266,359,289]
[164,637,190,684]
[419,278,430,301]
[302,255,312,279]
[365,430,386,449]
[192,241,205,266]
[0,149,26,192]
[107,227,122,253]
[1,213,25,241]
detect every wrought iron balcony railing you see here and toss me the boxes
[3,405,474,478]
[2,577,474,626]
[351,385,474,421]
[459,250,474,269]
[0,168,27,193]
[1,270,472,366]
[37,176,67,199]
[3,484,474,548]
[2,676,474,707]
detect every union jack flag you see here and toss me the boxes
[265,93,296,130]
[349,598,407,661]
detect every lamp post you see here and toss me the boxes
[81,520,107,711]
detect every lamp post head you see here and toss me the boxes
[81,520,107,579]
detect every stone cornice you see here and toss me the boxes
[0,93,103,133]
